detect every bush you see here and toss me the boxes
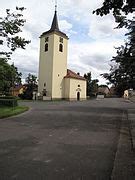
[0,96,18,107]
[89,93,96,98]
[18,92,33,100]
[0,96,16,99]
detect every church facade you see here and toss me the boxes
[38,10,86,100]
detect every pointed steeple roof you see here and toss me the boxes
[50,10,59,31]
[40,9,68,39]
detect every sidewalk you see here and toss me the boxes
[111,109,135,180]
[123,97,135,149]
[128,108,135,149]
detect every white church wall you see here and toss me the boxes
[65,78,86,100]
[38,34,54,96]
[64,78,70,99]
[51,33,68,99]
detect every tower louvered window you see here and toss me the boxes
[59,43,63,52]
[45,43,48,52]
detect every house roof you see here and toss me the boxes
[10,85,24,91]
[40,10,68,39]
[64,69,86,81]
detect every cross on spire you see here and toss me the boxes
[55,0,57,11]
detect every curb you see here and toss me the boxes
[128,109,135,150]
[111,111,134,180]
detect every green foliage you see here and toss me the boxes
[102,18,135,96]
[25,73,37,85]
[93,0,135,16]
[0,96,17,99]
[0,7,30,59]
[84,72,91,96]
[0,106,29,119]
[0,97,18,107]
[93,0,135,28]
[0,58,22,94]
[19,73,37,100]
[84,72,99,96]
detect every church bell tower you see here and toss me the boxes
[38,7,69,99]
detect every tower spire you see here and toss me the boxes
[50,0,59,31]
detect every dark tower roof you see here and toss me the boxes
[50,10,59,31]
[40,9,68,39]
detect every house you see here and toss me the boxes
[10,85,25,97]
[98,85,110,96]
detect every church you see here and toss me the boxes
[38,8,86,101]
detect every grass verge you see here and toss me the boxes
[0,106,29,119]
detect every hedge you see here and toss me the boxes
[0,96,18,107]
[0,96,16,99]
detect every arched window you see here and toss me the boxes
[59,44,63,52]
[45,43,48,52]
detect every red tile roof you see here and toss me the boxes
[64,69,86,80]
[10,85,27,91]
[10,85,23,91]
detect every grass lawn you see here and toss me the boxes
[0,106,29,119]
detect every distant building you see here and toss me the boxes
[98,85,110,96]
[124,89,135,101]
[10,85,25,97]
[110,86,116,96]
[38,8,86,100]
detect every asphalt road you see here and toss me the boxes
[0,98,134,180]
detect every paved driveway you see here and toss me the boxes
[0,98,134,180]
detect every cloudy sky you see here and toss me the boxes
[0,0,128,84]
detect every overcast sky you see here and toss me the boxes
[0,0,128,84]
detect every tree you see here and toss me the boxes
[0,58,22,94]
[93,0,135,28]
[20,73,37,100]
[84,72,99,96]
[102,18,135,96]
[25,73,37,86]
[93,0,135,16]
[90,79,99,95]
[0,7,30,59]
[84,72,92,96]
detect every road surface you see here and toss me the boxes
[0,98,134,180]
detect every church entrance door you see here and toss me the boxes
[77,92,80,101]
